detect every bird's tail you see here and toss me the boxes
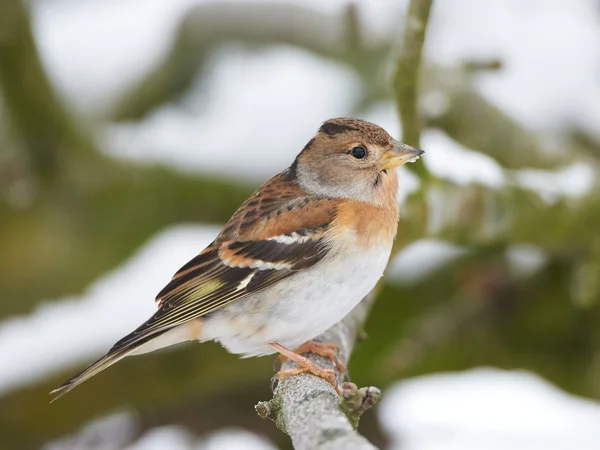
[50,349,131,402]
[49,327,171,403]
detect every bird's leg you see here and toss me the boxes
[269,342,340,394]
[278,340,346,373]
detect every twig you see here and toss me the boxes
[255,295,380,450]
[393,0,433,179]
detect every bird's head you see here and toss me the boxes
[291,118,423,204]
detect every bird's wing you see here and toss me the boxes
[110,185,339,353]
[50,175,339,401]
[122,226,329,345]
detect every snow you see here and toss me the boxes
[125,426,277,450]
[125,426,195,450]
[31,0,600,182]
[380,368,600,450]
[43,411,137,450]
[46,417,277,450]
[0,225,220,395]
[32,0,205,111]
[105,45,360,180]
[386,239,467,284]
[30,0,387,113]
[35,0,600,133]
[511,163,596,203]
[198,429,277,450]
[421,130,505,188]
[387,240,548,286]
[427,0,600,137]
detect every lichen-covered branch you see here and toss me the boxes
[393,0,433,178]
[255,295,380,450]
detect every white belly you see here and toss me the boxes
[202,243,392,356]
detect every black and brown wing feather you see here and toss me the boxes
[51,174,338,400]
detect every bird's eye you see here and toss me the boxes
[350,146,367,159]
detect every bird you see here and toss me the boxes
[50,118,423,401]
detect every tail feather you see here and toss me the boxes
[49,350,131,403]
[50,327,170,403]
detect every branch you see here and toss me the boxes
[255,295,381,450]
[393,0,433,179]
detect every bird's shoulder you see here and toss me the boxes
[216,170,340,242]
[216,169,400,248]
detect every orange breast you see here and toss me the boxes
[333,200,399,247]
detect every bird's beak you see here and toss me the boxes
[380,140,424,170]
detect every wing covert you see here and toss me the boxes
[112,224,333,352]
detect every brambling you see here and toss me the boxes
[51,118,423,400]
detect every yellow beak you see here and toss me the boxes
[380,140,424,170]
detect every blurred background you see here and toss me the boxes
[1,0,600,448]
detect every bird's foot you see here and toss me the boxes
[269,342,341,394]
[277,340,346,373]
[288,340,346,373]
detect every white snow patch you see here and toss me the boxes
[32,0,207,111]
[199,429,277,450]
[421,130,505,188]
[45,414,276,450]
[380,368,600,450]
[511,163,596,203]
[125,426,195,450]
[105,45,360,180]
[30,0,387,113]
[387,239,467,284]
[43,411,137,450]
[0,225,220,395]
[30,0,600,189]
[123,426,276,450]
[427,0,600,137]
